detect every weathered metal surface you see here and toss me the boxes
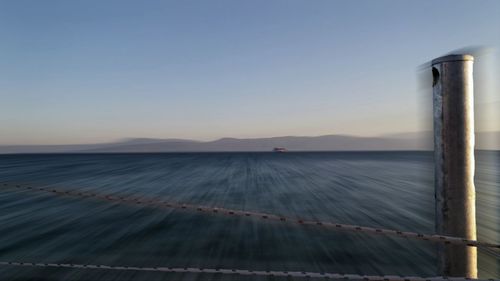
[432,54,477,278]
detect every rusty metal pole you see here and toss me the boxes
[432,54,477,278]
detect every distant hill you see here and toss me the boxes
[0,132,498,154]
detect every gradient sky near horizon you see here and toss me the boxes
[1,0,499,145]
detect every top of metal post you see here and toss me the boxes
[432,54,474,65]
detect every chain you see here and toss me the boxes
[1,261,497,281]
[2,183,499,249]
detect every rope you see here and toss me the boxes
[1,261,497,281]
[2,183,500,249]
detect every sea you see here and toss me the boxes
[0,151,498,280]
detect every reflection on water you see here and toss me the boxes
[0,151,498,280]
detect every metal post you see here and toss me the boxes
[432,54,477,278]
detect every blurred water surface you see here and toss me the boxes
[0,151,498,280]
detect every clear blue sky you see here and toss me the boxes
[1,0,499,145]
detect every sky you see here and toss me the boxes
[1,0,499,145]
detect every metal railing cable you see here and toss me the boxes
[0,261,498,281]
[2,183,499,250]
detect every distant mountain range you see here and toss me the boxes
[1,131,499,153]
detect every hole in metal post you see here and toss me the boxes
[432,67,439,86]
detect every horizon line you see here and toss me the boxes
[0,131,434,147]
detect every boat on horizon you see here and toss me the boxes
[273,147,287,153]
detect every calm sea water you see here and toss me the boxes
[0,152,498,280]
